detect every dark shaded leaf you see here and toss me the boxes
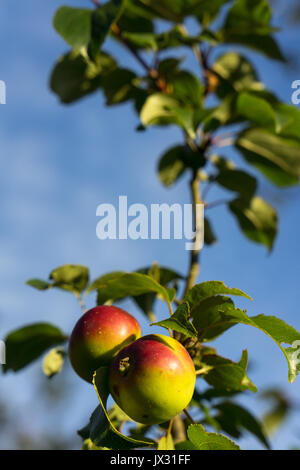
[260,389,291,437]
[152,302,197,338]
[229,196,278,251]
[50,50,116,104]
[199,350,257,393]
[214,401,270,448]
[221,0,284,61]
[89,0,124,60]
[26,279,51,291]
[102,68,137,105]
[158,145,205,187]
[216,168,257,199]
[212,52,262,98]
[192,296,243,341]
[3,323,67,373]
[49,264,89,294]
[204,218,217,246]
[184,281,252,315]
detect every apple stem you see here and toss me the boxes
[119,357,130,375]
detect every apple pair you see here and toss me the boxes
[69,306,196,425]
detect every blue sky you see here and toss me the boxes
[0,0,300,450]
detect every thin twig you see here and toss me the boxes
[205,198,232,210]
[111,24,155,77]
[193,45,210,97]
[75,293,87,314]
[183,172,202,297]
[183,408,196,424]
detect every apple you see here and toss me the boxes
[68,305,141,383]
[109,334,196,424]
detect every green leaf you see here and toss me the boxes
[214,402,270,448]
[131,0,230,24]
[272,103,300,140]
[87,271,126,294]
[192,296,245,341]
[224,0,273,35]
[236,128,300,186]
[158,145,205,187]
[122,26,211,51]
[237,92,300,138]
[186,424,240,450]
[49,264,90,294]
[3,323,67,373]
[94,272,170,305]
[229,196,278,251]
[199,350,257,393]
[140,93,196,138]
[221,0,284,61]
[152,302,197,338]
[89,367,154,449]
[204,218,217,246]
[216,168,257,199]
[117,2,154,34]
[184,281,252,316]
[203,96,236,131]
[236,93,277,129]
[53,7,92,49]
[193,0,232,26]
[212,52,262,97]
[50,50,116,104]
[89,0,124,59]
[168,71,204,109]
[157,433,175,450]
[175,440,198,450]
[102,68,137,105]
[260,389,291,437]
[88,267,182,320]
[133,266,184,319]
[42,346,66,379]
[192,301,300,383]
[26,279,51,291]
[54,2,123,55]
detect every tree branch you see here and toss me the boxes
[183,172,202,297]
[75,293,87,314]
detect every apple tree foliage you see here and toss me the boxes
[3,0,300,450]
